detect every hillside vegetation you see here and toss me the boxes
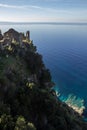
[0,29,87,130]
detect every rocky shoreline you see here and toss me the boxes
[67,103,85,115]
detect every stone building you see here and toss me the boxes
[4,28,20,42]
[0,28,31,50]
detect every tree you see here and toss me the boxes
[0,114,14,130]
[27,122,36,130]
[14,116,27,130]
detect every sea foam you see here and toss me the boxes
[59,93,85,115]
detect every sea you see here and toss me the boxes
[0,22,87,119]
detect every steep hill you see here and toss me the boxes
[0,29,87,130]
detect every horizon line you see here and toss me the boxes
[0,21,87,25]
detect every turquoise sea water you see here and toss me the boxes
[0,23,87,117]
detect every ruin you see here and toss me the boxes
[0,29,3,40]
[26,31,30,41]
[0,28,31,50]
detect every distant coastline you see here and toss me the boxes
[0,21,87,25]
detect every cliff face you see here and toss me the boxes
[0,29,87,130]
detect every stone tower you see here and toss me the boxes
[0,29,1,34]
[0,29,3,40]
[26,31,30,41]
[19,33,23,46]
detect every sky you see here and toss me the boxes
[0,0,87,22]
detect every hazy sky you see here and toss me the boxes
[0,0,87,22]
